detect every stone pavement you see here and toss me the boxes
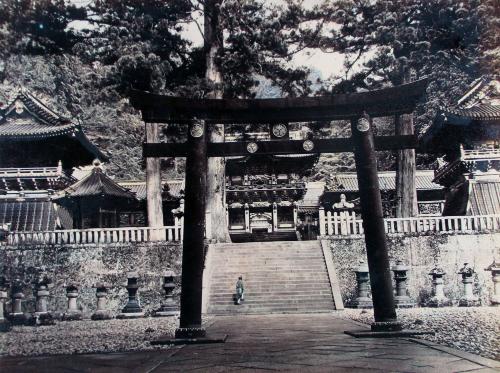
[1,313,499,372]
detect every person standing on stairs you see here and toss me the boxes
[235,276,245,305]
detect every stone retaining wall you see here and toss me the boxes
[0,242,182,318]
[325,231,500,306]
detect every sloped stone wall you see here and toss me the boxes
[326,231,500,306]
[0,242,182,318]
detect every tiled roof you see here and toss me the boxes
[328,170,442,192]
[441,77,500,121]
[118,180,185,200]
[0,117,78,139]
[0,199,58,231]
[469,181,500,215]
[299,182,325,207]
[0,88,107,161]
[57,167,136,200]
[444,104,500,121]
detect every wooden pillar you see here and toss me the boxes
[293,203,298,228]
[176,120,208,339]
[351,115,401,332]
[244,203,250,233]
[145,122,165,240]
[395,113,418,218]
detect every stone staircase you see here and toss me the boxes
[204,240,341,315]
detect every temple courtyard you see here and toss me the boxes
[1,309,499,372]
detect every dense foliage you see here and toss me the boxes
[1,0,497,180]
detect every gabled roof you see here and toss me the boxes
[56,166,136,200]
[0,88,107,161]
[327,170,442,192]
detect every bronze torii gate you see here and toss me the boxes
[130,79,428,339]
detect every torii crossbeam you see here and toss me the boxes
[130,79,429,340]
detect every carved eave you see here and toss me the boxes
[226,183,306,204]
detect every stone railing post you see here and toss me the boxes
[0,276,11,331]
[117,272,144,318]
[9,279,27,325]
[485,260,500,306]
[91,283,113,320]
[62,284,82,321]
[155,271,179,317]
[458,263,480,307]
[348,261,372,308]
[392,260,414,308]
[318,207,326,236]
[426,265,451,307]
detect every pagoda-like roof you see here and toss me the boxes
[55,166,136,200]
[423,76,500,152]
[0,88,107,161]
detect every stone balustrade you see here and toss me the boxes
[319,212,500,236]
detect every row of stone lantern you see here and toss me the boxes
[0,271,179,331]
[349,260,500,308]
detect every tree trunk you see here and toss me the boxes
[395,113,418,217]
[145,122,165,240]
[204,0,230,242]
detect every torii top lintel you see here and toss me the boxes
[129,79,428,124]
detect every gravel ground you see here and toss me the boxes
[0,316,214,357]
[341,307,500,360]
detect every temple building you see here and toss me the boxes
[423,76,500,215]
[0,88,106,231]
[0,87,187,233]
[224,125,319,241]
[321,170,445,217]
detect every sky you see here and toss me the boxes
[68,0,369,81]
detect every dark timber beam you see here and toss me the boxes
[130,79,428,124]
[142,135,418,158]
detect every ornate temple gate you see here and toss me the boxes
[130,79,428,339]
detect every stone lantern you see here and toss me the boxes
[484,260,500,306]
[392,260,414,308]
[91,283,113,320]
[9,278,27,325]
[348,261,373,309]
[155,271,179,317]
[62,284,82,321]
[0,276,11,332]
[458,263,480,307]
[426,265,451,307]
[117,272,144,318]
[33,275,54,325]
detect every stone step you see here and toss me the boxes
[211,275,329,281]
[209,295,333,303]
[206,306,334,314]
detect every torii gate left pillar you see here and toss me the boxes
[175,120,208,339]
